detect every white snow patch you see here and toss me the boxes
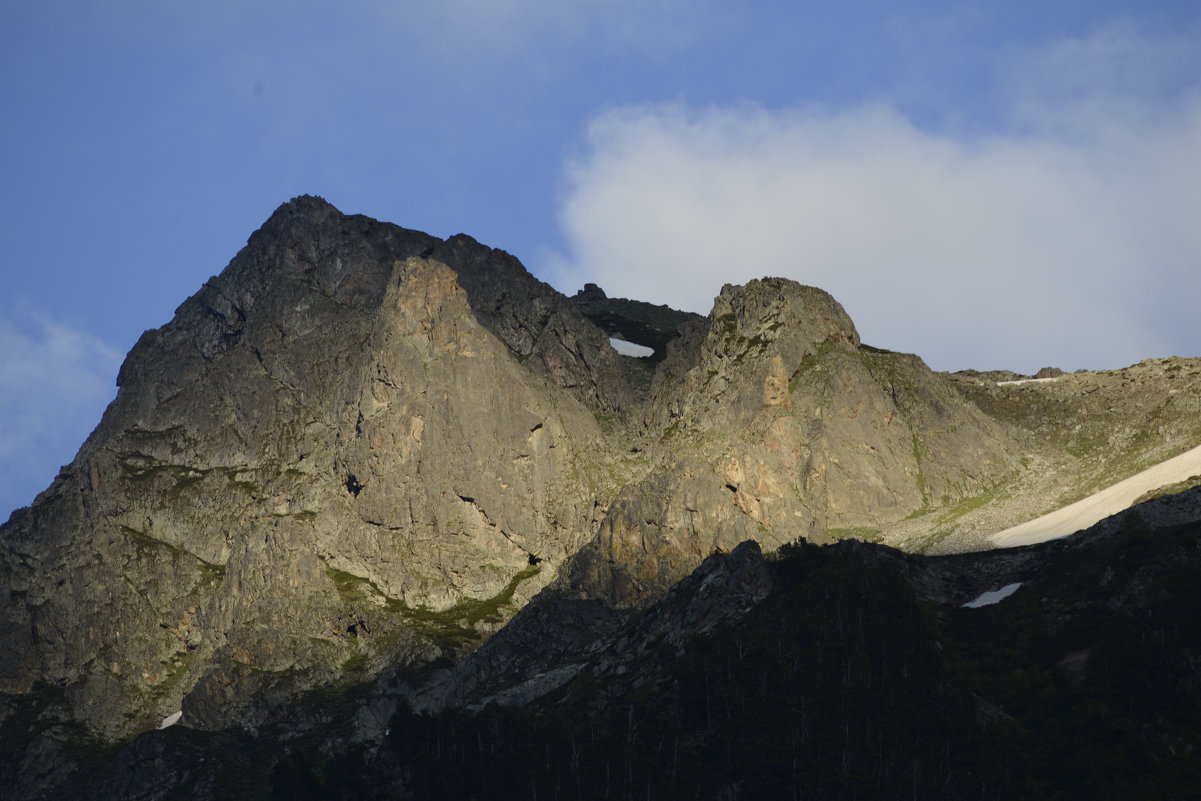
[963,582,1022,608]
[996,377,1061,386]
[609,337,654,358]
[159,710,183,729]
[991,442,1201,547]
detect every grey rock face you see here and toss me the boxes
[574,282,607,301]
[566,278,1019,603]
[0,197,625,741]
[4,196,1199,769]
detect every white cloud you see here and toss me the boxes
[0,312,121,520]
[425,0,712,48]
[545,30,1201,373]
[1002,20,1201,118]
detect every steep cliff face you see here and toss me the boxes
[566,278,1020,603]
[3,194,1200,773]
[0,197,627,740]
[26,488,1201,801]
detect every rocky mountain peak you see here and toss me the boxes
[0,198,636,742]
[4,199,1201,799]
[711,277,860,350]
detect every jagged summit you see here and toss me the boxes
[1,198,633,743]
[276,192,338,214]
[3,199,1201,798]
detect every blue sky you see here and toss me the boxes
[2,0,1200,519]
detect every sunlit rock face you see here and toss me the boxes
[567,277,1019,604]
[0,197,627,739]
[5,194,1201,764]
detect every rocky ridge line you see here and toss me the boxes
[3,196,1201,770]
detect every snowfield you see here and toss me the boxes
[995,377,1062,386]
[991,443,1201,548]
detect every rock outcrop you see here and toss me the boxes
[566,278,1020,603]
[0,197,629,741]
[3,195,1201,798]
[571,284,702,362]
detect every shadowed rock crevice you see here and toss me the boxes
[570,283,703,363]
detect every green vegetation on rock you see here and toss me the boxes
[324,563,541,651]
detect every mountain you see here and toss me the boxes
[2,197,1199,799]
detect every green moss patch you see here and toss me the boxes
[118,453,209,490]
[148,651,194,702]
[324,563,541,651]
[120,526,225,583]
